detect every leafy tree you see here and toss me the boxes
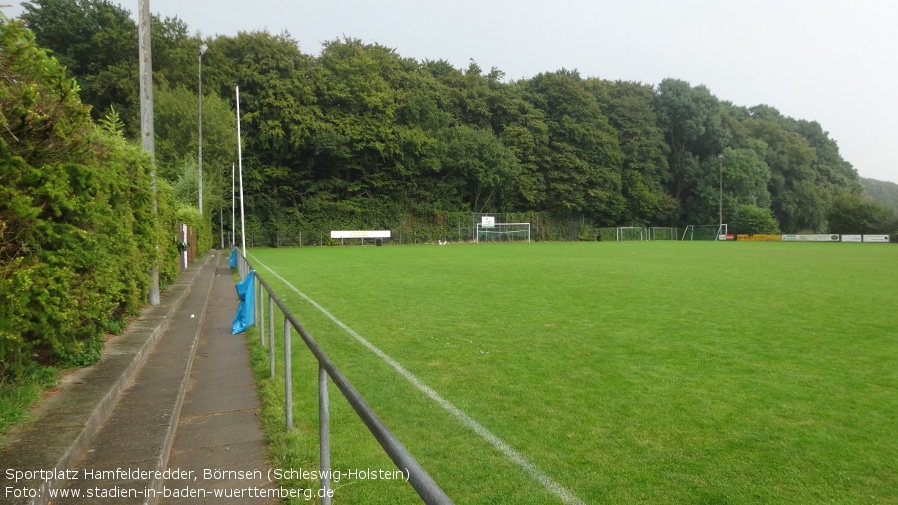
[861,178,898,213]
[153,84,237,237]
[589,79,669,224]
[826,193,896,234]
[721,146,771,216]
[441,125,520,212]
[154,85,237,182]
[428,59,493,129]
[745,118,828,232]
[311,38,419,205]
[210,30,320,218]
[791,119,859,192]
[488,81,551,212]
[148,15,201,91]
[519,70,624,222]
[22,0,140,132]
[730,204,781,235]
[655,78,728,213]
[747,105,859,192]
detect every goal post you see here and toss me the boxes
[616,227,646,241]
[648,227,678,241]
[681,224,728,241]
[475,222,531,243]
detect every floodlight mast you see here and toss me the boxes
[198,43,208,214]
[719,153,724,233]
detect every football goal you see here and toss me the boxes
[681,224,727,241]
[648,227,679,241]
[616,227,646,241]
[475,222,531,243]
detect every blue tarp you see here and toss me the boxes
[229,247,237,268]
[231,270,255,334]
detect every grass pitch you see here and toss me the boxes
[244,241,898,504]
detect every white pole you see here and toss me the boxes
[231,162,235,247]
[236,86,247,257]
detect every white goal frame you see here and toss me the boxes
[616,227,646,241]
[475,223,531,243]
[648,227,678,240]
[681,224,728,241]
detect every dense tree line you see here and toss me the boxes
[861,178,898,213]
[14,0,898,241]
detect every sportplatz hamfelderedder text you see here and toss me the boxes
[5,466,410,484]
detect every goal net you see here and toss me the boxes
[616,227,646,241]
[681,224,727,241]
[648,227,678,240]
[475,222,531,243]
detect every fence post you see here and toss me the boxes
[268,294,275,378]
[284,317,293,429]
[318,364,332,505]
[259,282,265,346]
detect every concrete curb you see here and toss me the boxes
[0,253,216,505]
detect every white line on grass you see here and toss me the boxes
[251,255,587,505]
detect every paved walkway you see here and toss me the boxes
[0,251,276,505]
[160,252,275,504]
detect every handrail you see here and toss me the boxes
[234,250,454,505]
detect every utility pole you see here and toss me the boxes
[138,0,159,305]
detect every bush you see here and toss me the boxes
[827,193,896,234]
[730,205,781,235]
[0,20,159,377]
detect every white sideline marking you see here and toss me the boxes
[251,256,586,505]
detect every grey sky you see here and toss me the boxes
[5,0,896,183]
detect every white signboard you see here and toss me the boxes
[863,235,890,243]
[481,216,495,228]
[841,235,862,242]
[330,230,391,239]
[781,234,839,242]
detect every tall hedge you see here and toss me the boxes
[0,20,180,376]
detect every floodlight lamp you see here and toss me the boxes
[199,44,208,57]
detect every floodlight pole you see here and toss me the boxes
[718,153,724,229]
[198,43,207,214]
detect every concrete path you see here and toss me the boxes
[159,252,275,505]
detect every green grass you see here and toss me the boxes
[243,241,898,504]
[0,366,59,444]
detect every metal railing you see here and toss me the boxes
[233,250,453,505]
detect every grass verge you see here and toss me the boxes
[0,366,59,445]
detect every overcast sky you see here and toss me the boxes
[4,0,897,183]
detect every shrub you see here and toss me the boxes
[730,205,781,235]
[0,20,163,377]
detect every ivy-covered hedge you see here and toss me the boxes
[0,20,197,377]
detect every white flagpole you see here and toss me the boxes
[236,86,247,258]
[231,162,235,247]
